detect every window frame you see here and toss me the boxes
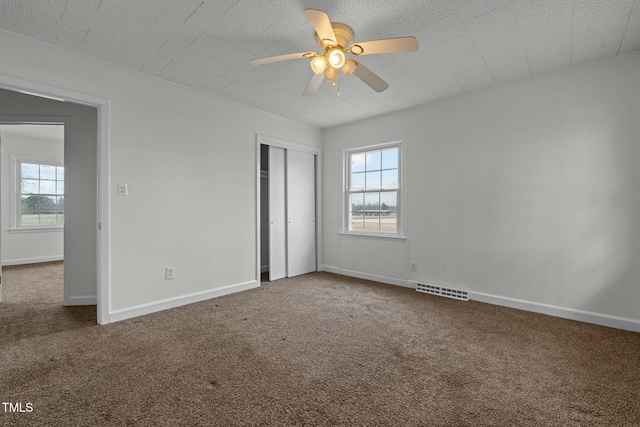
[342,139,406,239]
[9,154,65,233]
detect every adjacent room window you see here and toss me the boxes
[344,141,403,236]
[11,155,64,230]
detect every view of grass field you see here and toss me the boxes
[21,213,64,226]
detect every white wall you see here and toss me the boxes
[323,53,640,328]
[0,129,64,265]
[0,30,321,320]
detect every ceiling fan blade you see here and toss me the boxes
[352,61,389,93]
[350,36,419,55]
[303,73,324,97]
[251,52,315,66]
[304,9,337,46]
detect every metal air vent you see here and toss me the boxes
[416,283,468,301]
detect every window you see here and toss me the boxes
[11,155,64,230]
[344,141,403,236]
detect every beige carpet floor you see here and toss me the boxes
[1,262,639,426]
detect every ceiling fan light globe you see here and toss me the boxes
[324,66,338,82]
[328,48,346,68]
[310,56,328,74]
[342,59,357,76]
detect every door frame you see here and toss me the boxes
[0,73,111,325]
[255,134,322,282]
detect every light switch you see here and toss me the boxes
[118,184,128,196]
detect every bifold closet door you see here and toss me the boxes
[286,149,316,277]
[268,146,286,281]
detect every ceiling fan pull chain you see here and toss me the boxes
[337,74,341,97]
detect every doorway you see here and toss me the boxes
[0,76,109,324]
[257,135,321,282]
[0,121,68,304]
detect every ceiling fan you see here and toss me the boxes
[251,9,419,97]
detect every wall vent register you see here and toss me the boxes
[416,283,469,301]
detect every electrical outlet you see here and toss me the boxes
[165,267,175,280]
[410,261,417,272]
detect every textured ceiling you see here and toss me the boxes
[1,0,639,128]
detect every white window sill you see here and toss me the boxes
[9,227,64,234]
[339,232,407,241]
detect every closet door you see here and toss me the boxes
[286,149,316,277]
[268,146,286,281]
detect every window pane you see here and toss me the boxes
[40,196,56,212]
[366,150,381,171]
[381,169,398,189]
[40,213,57,225]
[39,196,56,225]
[56,166,65,180]
[349,193,364,231]
[21,163,39,179]
[21,213,39,226]
[21,195,38,225]
[380,192,397,212]
[350,172,365,191]
[40,180,56,194]
[351,152,365,173]
[364,192,380,212]
[364,191,381,233]
[364,213,381,232]
[40,165,56,180]
[56,196,64,225]
[381,148,398,169]
[21,195,37,214]
[380,192,397,233]
[350,193,364,213]
[365,171,381,190]
[21,179,39,193]
[56,181,65,195]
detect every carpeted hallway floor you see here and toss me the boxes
[1,262,639,426]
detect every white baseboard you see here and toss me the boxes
[108,280,260,323]
[322,265,414,289]
[65,296,97,306]
[323,265,640,333]
[468,291,640,333]
[2,255,63,266]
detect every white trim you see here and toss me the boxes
[9,227,63,233]
[109,280,260,323]
[1,255,63,266]
[66,295,97,306]
[257,134,320,154]
[323,266,640,332]
[0,73,111,325]
[97,101,110,325]
[468,291,640,333]
[322,264,414,289]
[255,134,322,283]
[338,232,407,241]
